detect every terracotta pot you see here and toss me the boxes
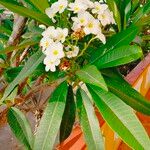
[57,53,150,150]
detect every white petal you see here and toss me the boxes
[45,65,50,72]
[50,65,56,72]
[54,59,61,66]
[96,33,106,44]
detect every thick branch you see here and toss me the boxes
[7,14,27,46]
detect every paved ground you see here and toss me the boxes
[0,112,35,150]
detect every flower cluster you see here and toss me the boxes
[40,0,115,72]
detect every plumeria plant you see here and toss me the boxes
[0,0,150,150]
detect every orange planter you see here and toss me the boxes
[57,53,150,150]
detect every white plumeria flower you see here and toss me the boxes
[72,11,91,28]
[57,0,68,13]
[45,42,65,61]
[92,2,108,14]
[66,46,79,58]
[76,0,94,8]
[42,26,57,39]
[72,11,96,32]
[96,33,106,44]
[84,18,101,35]
[55,27,68,43]
[98,9,115,26]
[44,56,60,72]
[68,1,88,13]
[42,26,68,43]
[72,22,81,31]
[45,6,58,22]
[45,0,67,22]
[83,0,94,8]
[40,37,53,51]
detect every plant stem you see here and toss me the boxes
[78,36,97,57]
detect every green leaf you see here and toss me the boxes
[29,0,49,13]
[76,65,108,91]
[87,85,150,150]
[136,15,150,27]
[132,0,140,12]
[117,0,131,29]
[132,1,150,24]
[0,33,9,42]
[0,41,4,50]
[106,0,121,31]
[76,89,104,150]
[7,107,34,150]
[22,25,43,39]
[102,69,150,115]
[3,19,13,30]
[0,25,12,35]
[23,0,39,11]
[90,25,139,64]
[33,82,68,150]
[0,0,52,26]
[123,0,132,28]
[0,38,40,55]
[95,45,142,69]
[5,87,18,103]
[1,50,44,103]
[60,85,76,142]
[4,66,23,83]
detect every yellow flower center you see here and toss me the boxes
[74,7,79,11]
[102,14,106,19]
[49,61,53,65]
[96,6,100,10]
[88,22,93,28]
[45,41,49,47]
[80,19,85,23]
[59,5,64,10]
[60,34,64,39]
[53,50,59,55]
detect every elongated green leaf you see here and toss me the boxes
[105,76,150,115]
[87,85,150,150]
[0,25,11,35]
[5,87,18,103]
[116,0,131,30]
[33,82,68,150]
[95,45,142,69]
[132,0,139,12]
[0,41,4,50]
[76,89,104,150]
[60,85,76,142]
[124,0,131,28]
[30,0,49,13]
[0,33,9,42]
[132,1,150,23]
[101,68,150,115]
[0,38,40,55]
[23,0,39,11]
[8,107,34,150]
[1,50,44,103]
[136,15,150,27]
[106,0,121,31]
[76,65,108,91]
[0,0,52,26]
[90,25,139,64]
